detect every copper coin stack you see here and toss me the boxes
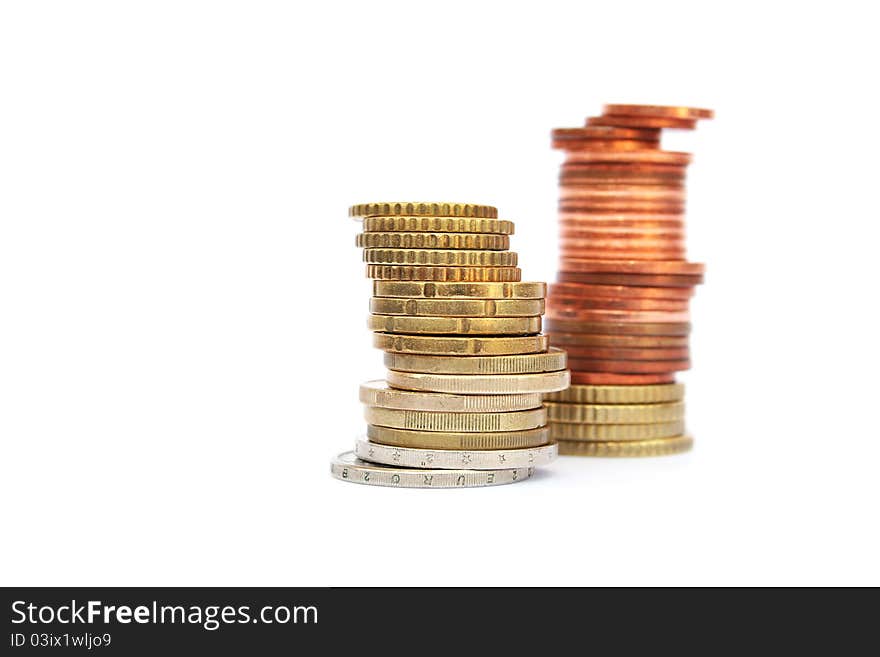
[544,104,712,457]
[331,202,569,488]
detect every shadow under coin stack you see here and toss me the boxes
[330,202,569,488]
[544,104,712,457]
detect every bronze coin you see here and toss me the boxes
[546,306,691,323]
[556,271,704,287]
[603,104,714,120]
[553,126,662,141]
[553,139,660,152]
[564,149,692,165]
[547,295,690,311]
[548,332,690,348]
[549,283,694,300]
[588,114,698,130]
[559,227,686,240]
[558,259,704,275]
[560,345,690,360]
[570,371,677,385]
[567,357,691,373]
[545,318,691,336]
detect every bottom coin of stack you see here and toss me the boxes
[542,382,691,457]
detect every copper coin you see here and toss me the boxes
[545,318,691,336]
[567,358,691,373]
[562,345,690,360]
[559,203,685,214]
[549,332,690,348]
[564,149,692,165]
[557,271,704,287]
[561,162,687,176]
[560,237,687,250]
[588,114,698,130]
[570,371,676,385]
[549,283,694,300]
[560,228,686,241]
[559,188,686,202]
[546,306,691,323]
[547,295,690,311]
[604,104,714,121]
[559,249,687,261]
[559,217,684,232]
[559,181,685,192]
[553,139,660,152]
[558,259,704,275]
[553,126,662,141]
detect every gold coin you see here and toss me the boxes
[363,249,518,267]
[384,348,566,374]
[557,435,694,457]
[370,297,544,318]
[368,314,541,335]
[544,401,684,424]
[543,383,684,404]
[374,333,549,355]
[362,216,513,234]
[350,202,499,219]
[356,232,510,250]
[549,420,685,441]
[367,424,550,450]
[373,280,546,299]
[366,265,522,282]
[385,369,570,394]
[360,381,543,413]
[364,407,547,432]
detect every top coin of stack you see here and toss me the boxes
[330,201,569,488]
[545,104,713,456]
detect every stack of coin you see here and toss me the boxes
[330,202,569,488]
[545,104,713,456]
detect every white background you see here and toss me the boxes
[2,1,878,586]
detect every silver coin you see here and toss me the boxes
[330,451,533,489]
[355,439,558,470]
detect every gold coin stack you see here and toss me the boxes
[332,202,569,489]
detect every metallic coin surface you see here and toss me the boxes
[331,452,531,488]
[556,435,693,457]
[547,295,689,311]
[554,126,662,140]
[364,248,518,267]
[356,232,510,250]
[349,202,498,219]
[569,371,676,385]
[366,265,522,282]
[566,357,690,373]
[384,348,566,375]
[543,382,684,404]
[355,439,558,470]
[587,114,699,130]
[546,307,691,323]
[604,104,714,120]
[362,215,512,234]
[368,314,541,335]
[544,400,684,424]
[548,331,690,348]
[545,318,691,336]
[360,381,542,412]
[563,149,692,165]
[549,283,694,300]
[549,420,685,441]
[370,297,544,318]
[385,369,570,395]
[558,259,704,275]
[372,280,546,299]
[556,271,704,287]
[373,333,549,355]
[560,345,689,361]
[367,424,551,450]
[364,406,547,432]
